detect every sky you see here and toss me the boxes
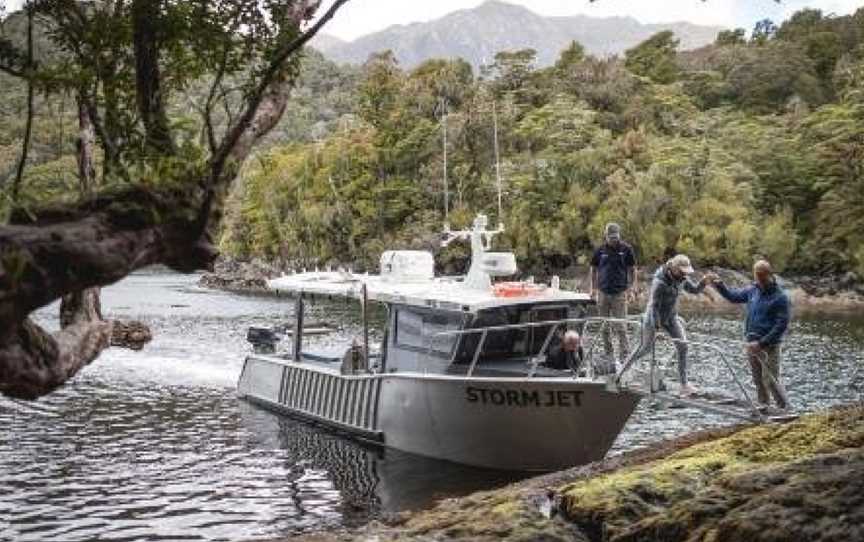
[2,0,862,40]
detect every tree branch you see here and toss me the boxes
[194,0,351,261]
[0,184,213,399]
[0,0,349,400]
[209,0,350,186]
[1,295,112,400]
[202,10,246,155]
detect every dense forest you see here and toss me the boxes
[3,8,864,276]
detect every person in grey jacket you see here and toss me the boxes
[618,254,710,396]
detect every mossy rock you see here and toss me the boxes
[560,405,864,541]
[395,489,581,541]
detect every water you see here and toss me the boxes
[1,272,862,541]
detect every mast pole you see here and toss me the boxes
[492,101,504,229]
[442,99,449,229]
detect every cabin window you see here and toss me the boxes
[394,308,464,357]
[453,304,571,364]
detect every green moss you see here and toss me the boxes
[394,488,578,541]
[560,405,864,536]
[379,407,864,541]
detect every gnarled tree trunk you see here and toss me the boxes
[0,184,215,399]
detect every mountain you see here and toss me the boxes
[311,0,723,69]
[309,33,347,53]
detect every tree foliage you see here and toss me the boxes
[624,30,680,84]
[215,7,864,278]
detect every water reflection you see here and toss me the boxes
[240,402,522,523]
[1,380,343,542]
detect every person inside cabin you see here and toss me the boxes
[545,330,584,372]
[704,260,791,411]
[590,222,637,363]
[619,254,711,396]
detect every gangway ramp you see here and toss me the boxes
[589,318,798,424]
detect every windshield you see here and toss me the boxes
[394,307,466,358]
[452,304,571,364]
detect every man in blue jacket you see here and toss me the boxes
[706,260,790,410]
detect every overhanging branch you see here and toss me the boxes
[209,0,350,186]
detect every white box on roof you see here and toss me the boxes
[380,250,435,282]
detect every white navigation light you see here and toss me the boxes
[379,250,435,282]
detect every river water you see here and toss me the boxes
[1,271,862,542]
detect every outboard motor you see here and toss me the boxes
[246,326,280,354]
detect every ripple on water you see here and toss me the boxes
[0,376,348,542]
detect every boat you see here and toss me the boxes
[237,213,646,471]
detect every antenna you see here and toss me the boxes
[492,101,504,230]
[442,98,449,229]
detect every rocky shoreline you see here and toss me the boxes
[262,403,864,542]
[200,257,864,313]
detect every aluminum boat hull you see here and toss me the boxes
[238,355,640,471]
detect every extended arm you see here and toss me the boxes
[682,277,707,295]
[714,281,751,304]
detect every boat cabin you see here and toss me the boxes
[384,301,587,375]
[264,214,592,377]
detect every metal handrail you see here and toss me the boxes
[643,334,763,420]
[649,330,790,415]
[422,315,782,421]
[425,316,643,378]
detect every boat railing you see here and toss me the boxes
[426,316,641,379]
[426,316,790,422]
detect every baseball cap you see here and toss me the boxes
[605,222,621,241]
[667,254,695,274]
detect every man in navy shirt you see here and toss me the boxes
[590,223,637,362]
[706,260,790,410]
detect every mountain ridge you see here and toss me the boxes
[312,0,723,68]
